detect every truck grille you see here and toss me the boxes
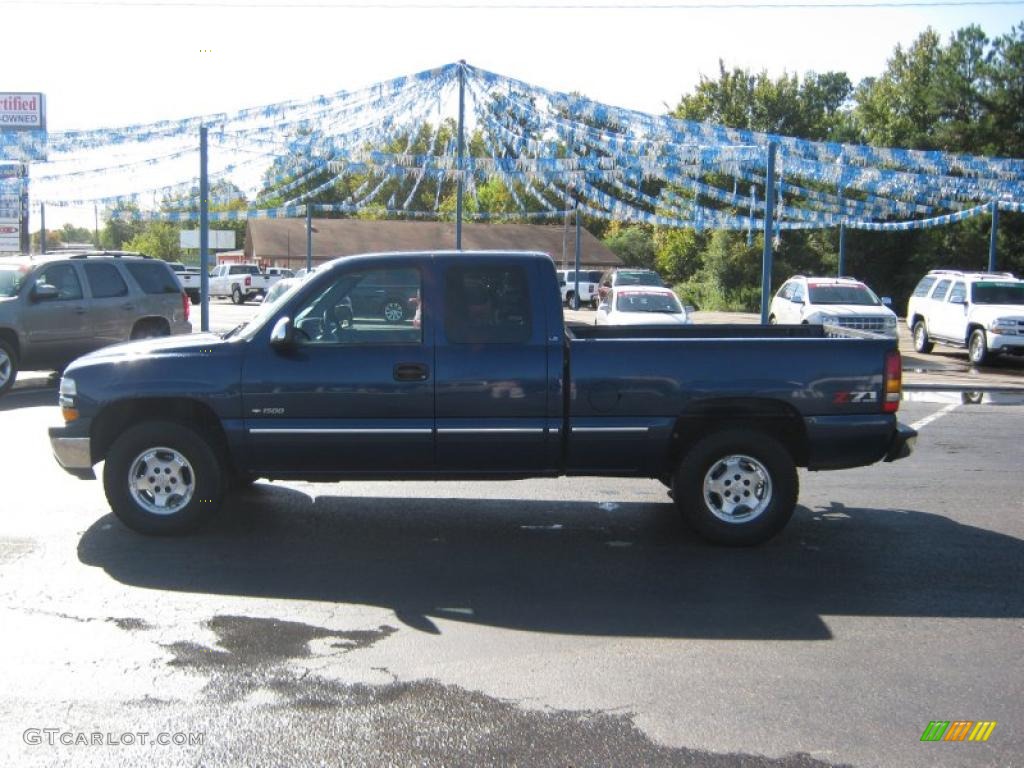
[835,317,887,332]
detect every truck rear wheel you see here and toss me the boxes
[103,421,225,535]
[231,286,244,305]
[672,429,797,546]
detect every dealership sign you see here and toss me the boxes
[0,93,45,130]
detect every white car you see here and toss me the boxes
[595,286,691,326]
[906,270,1024,365]
[769,276,897,337]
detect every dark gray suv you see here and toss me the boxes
[0,252,191,396]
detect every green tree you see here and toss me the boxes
[125,221,182,261]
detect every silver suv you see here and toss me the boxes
[0,252,191,396]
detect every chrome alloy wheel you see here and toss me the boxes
[127,447,196,515]
[702,454,773,524]
[0,348,10,389]
[383,301,405,322]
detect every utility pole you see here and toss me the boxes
[759,142,777,324]
[455,60,466,249]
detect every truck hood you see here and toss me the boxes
[806,305,896,318]
[69,333,229,368]
[969,305,1024,323]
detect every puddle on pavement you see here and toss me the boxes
[902,389,1024,405]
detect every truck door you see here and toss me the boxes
[241,261,433,475]
[434,259,555,474]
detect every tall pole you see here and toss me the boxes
[759,142,777,324]
[40,202,46,254]
[573,203,582,310]
[199,125,210,333]
[94,204,99,248]
[306,205,313,272]
[838,223,846,277]
[455,59,466,250]
[988,201,999,273]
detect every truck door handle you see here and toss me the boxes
[121,303,135,310]
[393,363,429,382]
[73,307,86,315]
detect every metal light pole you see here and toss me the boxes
[199,125,210,333]
[759,142,777,324]
[573,203,582,310]
[989,201,999,273]
[94,204,100,248]
[838,223,847,277]
[39,202,46,254]
[306,206,313,272]
[455,60,466,250]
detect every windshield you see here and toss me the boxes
[233,280,308,339]
[615,290,682,313]
[808,284,880,306]
[0,264,28,298]
[972,282,1024,305]
[615,271,663,287]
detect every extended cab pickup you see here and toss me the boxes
[49,251,916,545]
[209,263,276,304]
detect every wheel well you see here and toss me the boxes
[667,398,809,474]
[908,314,923,328]
[131,317,171,336]
[0,327,19,359]
[91,398,232,469]
[966,322,984,344]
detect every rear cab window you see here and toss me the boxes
[444,264,532,344]
[124,261,180,295]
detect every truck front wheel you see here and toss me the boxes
[103,421,225,535]
[672,429,798,546]
[231,286,244,305]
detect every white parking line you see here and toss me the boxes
[910,403,959,431]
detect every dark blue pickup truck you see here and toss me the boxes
[50,251,915,545]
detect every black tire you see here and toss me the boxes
[768,315,777,325]
[0,338,18,397]
[968,328,991,366]
[912,321,934,353]
[231,286,244,305]
[103,421,225,535]
[564,291,575,308]
[591,296,600,310]
[672,429,798,546]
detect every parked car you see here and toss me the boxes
[168,263,202,304]
[906,269,1024,365]
[595,286,691,326]
[266,267,295,279]
[597,268,665,307]
[0,251,191,396]
[558,269,603,308]
[208,264,277,304]
[293,267,317,279]
[769,276,898,337]
[49,250,915,546]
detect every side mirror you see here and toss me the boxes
[881,296,893,306]
[32,283,59,302]
[269,316,295,350]
[684,305,696,314]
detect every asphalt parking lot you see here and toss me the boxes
[1,300,1022,767]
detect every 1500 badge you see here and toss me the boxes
[251,407,286,415]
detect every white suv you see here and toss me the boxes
[906,270,1024,365]
[769,276,898,336]
[558,269,602,308]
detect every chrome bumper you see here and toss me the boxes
[51,436,94,474]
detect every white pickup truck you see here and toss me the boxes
[168,263,203,304]
[209,264,277,304]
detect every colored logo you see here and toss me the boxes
[921,721,997,742]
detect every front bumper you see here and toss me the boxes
[988,332,1024,353]
[884,422,917,462]
[49,428,95,480]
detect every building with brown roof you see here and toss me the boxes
[243,219,621,271]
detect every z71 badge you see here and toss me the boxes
[833,390,878,404]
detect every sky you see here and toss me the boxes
[3,0,1022,229]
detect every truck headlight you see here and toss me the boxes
[988,318,1016,334]
[884,316,897,329]
[59,377,78,421]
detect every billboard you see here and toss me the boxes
[180,229,236,250]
